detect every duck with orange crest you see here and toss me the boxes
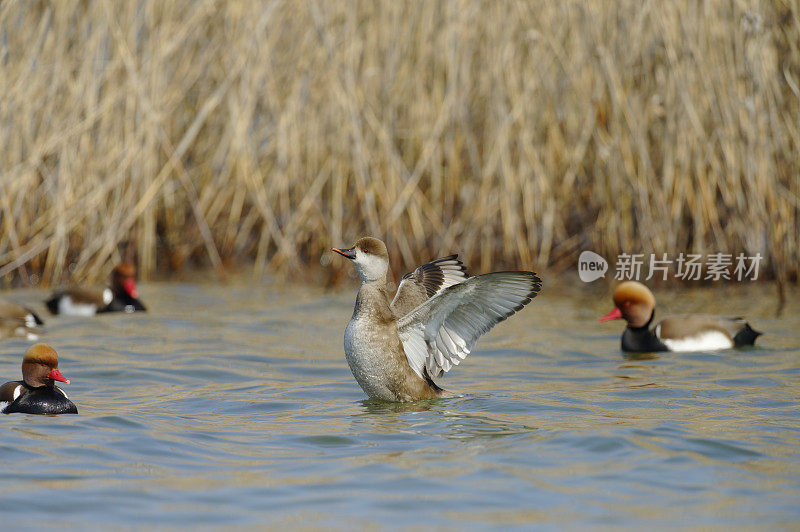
[1,344,77,415]
[600,281,762,352]
[45,263,147,316]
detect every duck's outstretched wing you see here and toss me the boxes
[397,271,542,379]
[390,255,468,317]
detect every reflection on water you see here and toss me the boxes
[0,280,798,528]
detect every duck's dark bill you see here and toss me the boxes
[332,247,356,260]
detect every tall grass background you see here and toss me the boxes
[0,0,798,286]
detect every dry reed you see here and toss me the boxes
[0,0,798,286]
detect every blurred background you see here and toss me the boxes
[1,0,798,287]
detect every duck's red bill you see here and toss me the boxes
[599,307,623,322]
[123,278,138,298]
[47,368,70,384]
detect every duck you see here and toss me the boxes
[599,281,762,352]
[1,343,77,415]
[45,263,147,316]
[331,237,542,402]
[0,298,45,340]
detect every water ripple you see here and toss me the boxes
[0,283,797,528]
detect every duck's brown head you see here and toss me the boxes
[21,343,70,388]
[112,263,138,298]
[599,281,656,328]
[331,237,389,282]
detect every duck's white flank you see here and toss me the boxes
[58,296,99,317]
[658,327,734,352]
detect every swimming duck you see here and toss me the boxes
[0,298,44,340]
[331,237,542,401]
[45,263,147,316]
[599,281,762,352]
[1,343,77,415]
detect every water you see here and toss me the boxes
[1,279,798,529]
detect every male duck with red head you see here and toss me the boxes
[45,263,146,316]
[600,281,762,352]
[1,344,77,415]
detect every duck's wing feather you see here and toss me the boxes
[657,314,762,346]
[47,287,106,306]
[659,315,740,339]
[397,271,542,379]
[0,381,22,404]
[390,255,468,317]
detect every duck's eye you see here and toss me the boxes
[361,248,368,254]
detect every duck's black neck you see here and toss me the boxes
[102,291,146,313]
[622,310,668,352]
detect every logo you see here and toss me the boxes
[578,251,608,282]
[577,251,763,282]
